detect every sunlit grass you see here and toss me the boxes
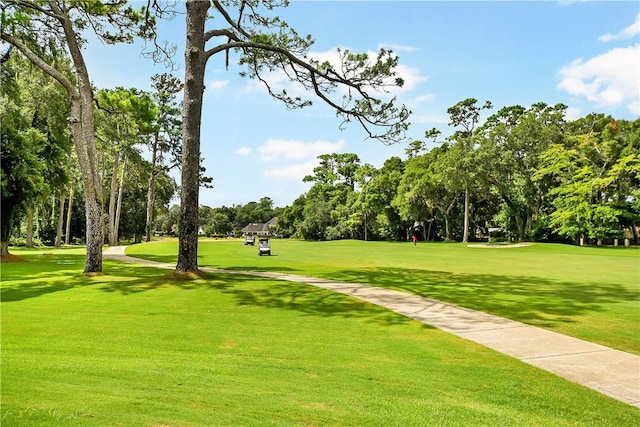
[2,245,638,425]
[128,238,640,354]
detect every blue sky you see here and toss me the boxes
[84,0,640,208]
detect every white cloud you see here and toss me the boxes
[256,138,347,180]
[207,79,229,90]
[599,13,640,42]
[564,106,582,121]
[408,112,450,125]
[558,0,593,6]
[258,138,346,162]
[264,160,319,179]
[408,93,435,107]
[558,44,640,114]
[235,147,253,156]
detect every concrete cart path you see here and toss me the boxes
[103,245,640,408]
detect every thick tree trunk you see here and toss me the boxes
[70,91,103,273]
[1,241,9,256]
[58,5,103,273]
[55,193,66,247]
[176,0,208,272]
[26,207,34,248]
[65,185,74,245]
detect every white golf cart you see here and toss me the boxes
[258,237,271,256]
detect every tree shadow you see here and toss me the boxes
[0,260,170,302]
[214,278,416,327]
[1,253,414,327]
[96,266,415,327]
[330,267,640,327]
[6,252,636,331]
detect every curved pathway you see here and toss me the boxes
[104,245,640,408]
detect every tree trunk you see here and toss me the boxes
[363,211,368,241]
[108,150,120,246]
[443,213,451,241]
[462,187,469,243]
[113,158,127,245]
[65,185,74,245]
[1,241,9,256]
[70,91,103,272]
[145,135,159,242]
[442,198,456,241]
[176,0,209,272]
[26,207,34,248]
[55,193,66,247]
[60,7,103,273]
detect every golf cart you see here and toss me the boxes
[258,237,271,256]
[244,234,255,246]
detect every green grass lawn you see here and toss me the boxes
[1,244,639,426]
[128,238,640,355]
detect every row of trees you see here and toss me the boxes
[2,0,409,273]
[1,51,180,252]
[272,102,639,245]
[153,197,281,238]
[168,104,638,247]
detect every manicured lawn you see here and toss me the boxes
[1,245,638,426]
[128,239,640,355]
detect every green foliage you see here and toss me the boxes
[535,115,640,243]
[0,54,56,245]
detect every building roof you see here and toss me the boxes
[241,217,278,234]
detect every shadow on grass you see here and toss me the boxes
[1,255,414,327]
[0,259,168,302]
[330,267,640,327]
[5,252,636,330]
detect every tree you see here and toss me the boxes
[146,73,183,242]
[2,0,154,272]
[117,157,176,242]
[477,103,566,241]
[0,50,71,254]
[0,88,47,255]
[373,156,407,241]
[445,98,492,242]
[204,212,232,236]
[175,0,410,271]
[535,115,640,244]
[94,87,156,246]
[395,143,468,241]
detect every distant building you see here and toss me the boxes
[241,217,278,237]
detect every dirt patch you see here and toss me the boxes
[467,242,533,249]
[0,254,28,263]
